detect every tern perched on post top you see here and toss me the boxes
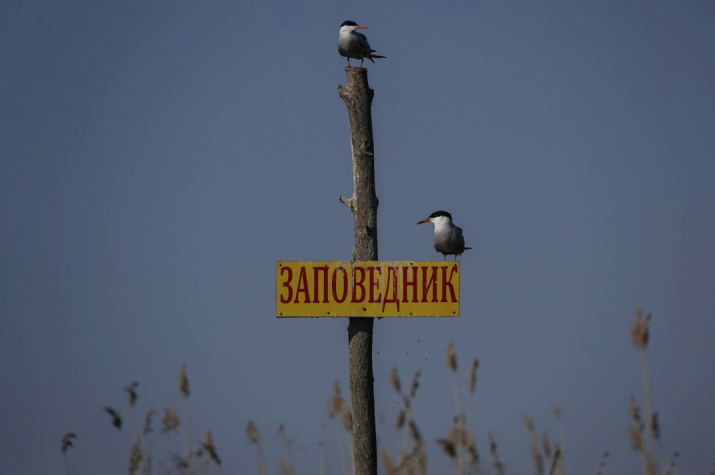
[337,20,386,69]
[417,211,472,261]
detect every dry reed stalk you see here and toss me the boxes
[446,340,458,372]
[170,453,190,471]
[466,358,480,467]
[179,364,189,399]
[124,382,139,442]
[246,420,267,475]
[390,366,410,453]
[629,422,644,453]
[61,433,76,475]
[553,406,563,470]
[142,446,153,474]
[246,420,260,443]
[381,448,397,475]
[523,414,544,475]
[390,366,402,395]
[125,381,139,406]
[409,371,421,400]
[396,410,406,430]
[445,341,463,475]
[383,367,426,475]
[127,439,143,475]
[438,416,479,475]
[328,380,353,430]
[542,430,552,460]
[278,424,297,474]
[663,451,679,475]
[160,407,181,468]
[61,433,77,454]
[468,359,478,395]
[104,407,122,430]
[178,364,193,469]
[548,447,562,475]
[630,310,657,475]
[201,429,221,465]
[595,451,609,475]
[280,457,297,475]
[549,444,563,475]
[412,421,428,475]
[488,432,506,475]
[319,426,328,475]
[460,425,478,466]
[437,427,457,459]
[440,342,482,474]
[104,407,128,459]
[327,380,353,475]
[628,393,646,474]
[651,412,660,441]
[161,407,180,433]
[143,410,156,435]
[545,408,564,475]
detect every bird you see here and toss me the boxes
[337,20,386,69]
[417,211,472,261]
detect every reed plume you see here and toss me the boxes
[630,310,657,475]
[61,433,77,454]
[143,410,156,435]
[124,381,139,406]
[124,381,139,441]
[61,433,77,475]
[178,364,192,468]
[201,429,221,465]
[161,407,180,434]
[488,432,506,475]
[247,420,267,475]
[127,439,143,475]
[664,451,679,475]
[523,414,544,475]
[595,451,609,475]
[104,407,122,430]
[384,367,426,474]
[278,424,296,475]
[327,380,353,475]
[441,341,481,474]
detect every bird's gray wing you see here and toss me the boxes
[354,32,373,54]
[455,225,466,247]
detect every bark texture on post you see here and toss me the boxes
[337,68,378,475]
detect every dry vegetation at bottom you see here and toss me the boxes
[63,364,221,475]
[61,310,703,475]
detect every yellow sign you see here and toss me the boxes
[276,261,460,317]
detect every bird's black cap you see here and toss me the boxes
[341,20,359,27]
[428,210,453,220]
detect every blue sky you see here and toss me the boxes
[2,0,714,473]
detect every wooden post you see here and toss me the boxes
[338,68,378,475]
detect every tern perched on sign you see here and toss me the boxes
[337,20,386,69]
[418,211,472,261]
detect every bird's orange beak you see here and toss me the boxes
[355,25,367,29]
[417,218,430,225]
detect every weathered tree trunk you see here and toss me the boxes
[338,68,378,475]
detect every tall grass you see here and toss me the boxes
[629,310,660,475]
[92,365,221,474]
[61,309,696,474]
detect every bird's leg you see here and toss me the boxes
[359,58,364,68]
[443,255,447,261]
[345,58,352,69]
